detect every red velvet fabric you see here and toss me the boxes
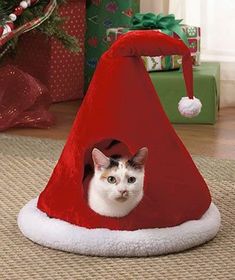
[38,31,211,230]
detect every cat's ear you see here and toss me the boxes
[92,148,110,170]
[129,147,148,169]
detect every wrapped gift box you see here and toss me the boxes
[9,0,86,103]
[85,0,140,89]
[150,62,220,124]
[142,54,182,71]
[106,25,200,71]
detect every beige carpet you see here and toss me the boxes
[0,134,234,280]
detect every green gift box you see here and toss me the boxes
[85,0,140,89]
[150,62,220,124]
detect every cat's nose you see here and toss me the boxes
[119,190,128,197]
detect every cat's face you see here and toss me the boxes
[88,147,148,217]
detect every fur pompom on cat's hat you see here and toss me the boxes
[18,31,220,257]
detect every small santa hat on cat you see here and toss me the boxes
[18,31,220,257]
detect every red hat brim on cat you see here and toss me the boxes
[18,31,220,257]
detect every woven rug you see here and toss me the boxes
[0,134,234,280]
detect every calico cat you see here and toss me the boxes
[88,147,148,217]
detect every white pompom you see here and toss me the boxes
[178,97,202,118]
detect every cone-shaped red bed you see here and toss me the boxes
[37,31,211,230]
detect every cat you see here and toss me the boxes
[88,147,148,217]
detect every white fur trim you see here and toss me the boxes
[178,97,202,118]
[18,198,220,257]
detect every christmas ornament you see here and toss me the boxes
[18,31,220,257]
[0,0,39,39]
[0,0,56,49]
[0,0,79,56]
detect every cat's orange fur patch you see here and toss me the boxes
[100,168,117,180]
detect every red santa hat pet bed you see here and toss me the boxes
[18,31,220,257]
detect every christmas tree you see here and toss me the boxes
[0,0,79,59]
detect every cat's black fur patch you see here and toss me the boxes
[83,155,120,180]
[126,159,143,170]
[108,158,119,169]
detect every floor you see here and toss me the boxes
[5,101,235,160]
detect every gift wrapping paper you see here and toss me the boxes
[85,0,140,89]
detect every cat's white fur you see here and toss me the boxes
[88,148,148,217]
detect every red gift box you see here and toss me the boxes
[11,0,86,102]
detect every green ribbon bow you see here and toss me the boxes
[130,13,188,46]
[130,13,188,70]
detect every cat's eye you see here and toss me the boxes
[107,176,116,184]
[128,177,136,184]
